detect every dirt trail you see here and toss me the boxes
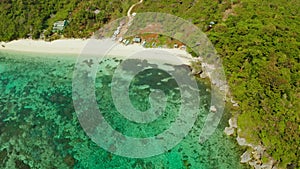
[127,0,143,18]
[114,0,143,40]
[222,3,239,21]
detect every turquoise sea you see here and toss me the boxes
[0,51,247,169]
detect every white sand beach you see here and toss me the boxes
[0,39,87,54]
[0,39,193,65]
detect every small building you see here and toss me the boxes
[133,37,141,43]
[125,40,130,46]
[53,20,68,32]
[122,39,130,46]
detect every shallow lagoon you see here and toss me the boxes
[0,51,247,168]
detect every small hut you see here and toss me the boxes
[133,37,141,43]
[53,20,68,32]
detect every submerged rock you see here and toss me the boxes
[0,149,8,167]
[64,154,76,167]
[15,159,31,169]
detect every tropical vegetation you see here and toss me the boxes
[0,0,299,168]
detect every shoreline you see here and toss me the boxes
[0,39,193,65]
[1,38,263,168]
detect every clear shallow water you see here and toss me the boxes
[0,51,247,169]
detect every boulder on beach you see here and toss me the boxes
[224,127,234,135]
[209,105,217,112]
[229,118,238,128]
[236,136,249,146]
[241,151,252,163]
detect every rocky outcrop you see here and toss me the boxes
[241,151,252,163]
[209,105,217,112]
[190,55,277,169]
[224,115,238,136]
[224,127,234,135]
[223,115,278,169]
[238,136,277,168]
[229,117,238,128]
[230,98,239,107]
[191,57,228,92]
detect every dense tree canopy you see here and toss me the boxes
[135,3,299,167]
[0,0,136,41]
